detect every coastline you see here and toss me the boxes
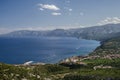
[1,37,120,80]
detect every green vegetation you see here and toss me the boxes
[0,63,70,80]
[0,58,120,80]
[90,37,120,56]
[62,69,120,80]
[82,58,120,68]
[60,58,120,80]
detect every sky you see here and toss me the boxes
[0,0,120,34]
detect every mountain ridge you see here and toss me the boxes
[1,23,120,41]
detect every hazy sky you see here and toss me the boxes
[0,0,120,33]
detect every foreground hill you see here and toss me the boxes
[1,23,120,41]
[1,57,120,80]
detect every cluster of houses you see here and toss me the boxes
[60,55,101,64]
[60,56,87,65]
[102,54,120,59]
[61,54,120,63]
[60,54,120,69]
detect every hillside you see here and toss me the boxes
[90,37,120,56]
[1,57,120,80]
[69,24,120,40]
[1,23,120,41]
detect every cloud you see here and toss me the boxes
[39,8,44,11]
[98,17,120,25]
[68,8,72,11]
[80,12,84,16]
[52,12,61,16]
[38,4,60,11]
[64,7,72,11]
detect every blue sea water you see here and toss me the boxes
[0,37,100,64]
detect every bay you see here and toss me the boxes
[0,37,100,64]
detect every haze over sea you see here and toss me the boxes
[0,37,100,64]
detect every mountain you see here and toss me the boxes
[1,29,72,37]
[71,24,120,40]
[1,30,49,37]
[1,23,120,41]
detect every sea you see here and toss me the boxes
[0,37,100,64]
